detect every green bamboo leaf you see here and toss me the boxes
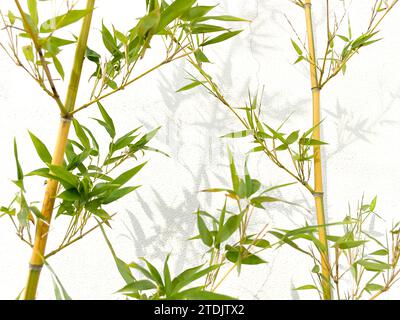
[158,0,196,31]
[97,102,115,138]
[29,131,52,164]
[197,211,213,247]
[102,22,119,55]
[269,230,309,255]
[13,138,24,185]
[52,55,65,80]
[112,132,138,152]
[225,246,266,265]
[358,259,391,272]
[49,165,80,188]
[99,223,135,284]
[294,285,318,291]
[45,261,72,300]
[194,49,210,63]
[40,9,92,33]
[22,45,34,62]
[163,254,172,296]
[102,186,140,204]
[128,262,154,281]
[191,24,226,34]
[118,280,157,293]
[181,5,216,21]
[176,80,204,92]
[250,196,280,209]
[130,127,160,150]
[227,147,239,193]
[370,249,388,256]
[197,15,250,22]
[334,240,367,250]
[370,196,377,211]
[286,130,299,144]
[58,188,80,201]
[299,138,328,146]
[291,39,302,55]
[365,283,384,292]
[140,257,164,288]
[28,0,39,26]
[112,162,147,187]
[201,30,243,46]
[72,119,90,150]
[219,214,241,243]
[171,264,221,294]
[8,11,16,25]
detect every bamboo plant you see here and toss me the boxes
[0,0,246,300]
[172,0,400,299]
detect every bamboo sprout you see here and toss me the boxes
[23,0,96,300]
[304,0,331,300]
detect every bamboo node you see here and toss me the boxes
[29,264,43,272]
[312,191,324,198]
[61,115,73,122]
[311,86,321,91]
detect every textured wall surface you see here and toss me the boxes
[1,0,400,300]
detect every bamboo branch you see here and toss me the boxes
[14,0,67,115]
[45,214,116,259]
[69,50,195,116]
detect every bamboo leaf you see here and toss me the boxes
[102,186,140,204]
[294,285,318,291]
[139,257,164,288]
[40,9,92,33]
[118,280,156,293]
[97,102,116,138]
[219,214,241,243]
[291,39,302,55]
[13,138,24,186]
[112,162,147,187]
[29,131,52,164]
[22,45,34,62]
[250,196,280,209]
[158,0,196,30]
[197,15,250,22]
[227,147,239,193]
[99,223,135,284]
[49,165,80,188]
[181,5,216,21]
[28,0,39,26]
[358,259,391,272]
[72,119,90,150]
[52,55,65,80]
[201,30,243,46]
[176,80,203,92]
[197,211,213,247]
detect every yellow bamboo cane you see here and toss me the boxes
[23,0,96,300]
[304,0,332,300]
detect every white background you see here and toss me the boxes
[1,0,400,300]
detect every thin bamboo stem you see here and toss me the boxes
[23,0,96,300]
[304,0,332,300]
[14,0,67,115]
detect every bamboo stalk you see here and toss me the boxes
[23,0,96,300]
[304,0,332,300]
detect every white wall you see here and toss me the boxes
[1,0,400,300]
